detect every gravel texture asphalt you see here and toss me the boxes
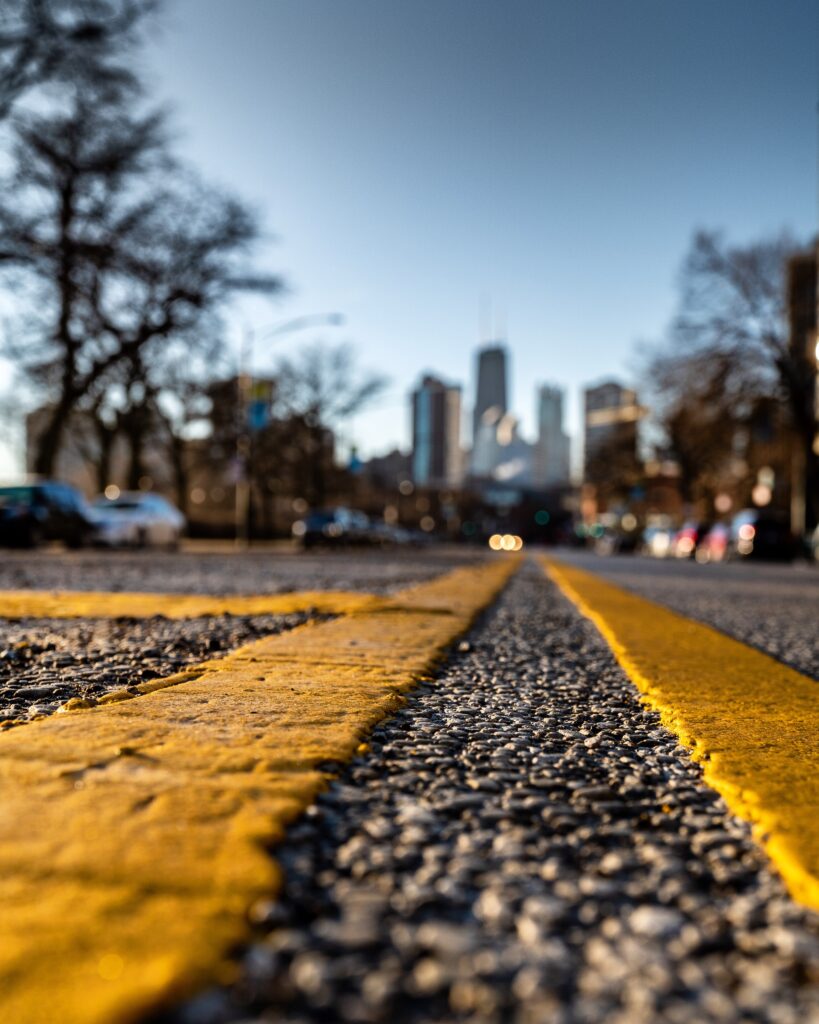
[553,551,819,682]
[0,547,484,725]
[152,561,819,1024]
[0,547,485,596]
[0,613,314,724]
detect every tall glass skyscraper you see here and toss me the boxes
[472,344,508,443]
[533,384,571,487]
[411,375,463,488]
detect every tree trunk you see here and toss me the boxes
[124,404,150,490]
[91,417,117,493]
[806,441,819,533]
[33,390,75,476]
[170,439,189,516]
[310,426,326,506]
[95,436,113,493]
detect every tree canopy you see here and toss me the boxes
[645,229,817,524]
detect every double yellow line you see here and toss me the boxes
[0,560,516,1024]
[2,554,819,1024]
[0,588,379,620]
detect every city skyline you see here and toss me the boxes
[142,0,815,464]
[0,0,817,476]
[410,341,579,487]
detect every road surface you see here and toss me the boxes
[0,547,817,1024]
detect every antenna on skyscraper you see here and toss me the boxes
[497,304,507,343]
[480,292,491,343]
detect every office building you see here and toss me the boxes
[583,380,642,480]
[471,407,532,485]
[411,374,463,488]
[532,384,570,487]
[472,344,508,443]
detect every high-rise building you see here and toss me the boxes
[532,384,570,487]
[470,407,532,485]
[411,374,463,488]
[472,344,508,443]
[583,380,642,480]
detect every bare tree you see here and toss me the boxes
[275,343,387,504]
[645,347,750,509]
[150,371,215,514]
[0,0,156,120]
[0,77,168,472]
[672,230,793,391]
[277,342,387,431]
[0,76,280,475]
[646,229,817,525]
[83,174,280,485]
[68,391,119,492]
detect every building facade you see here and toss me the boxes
[472,344,508,444]
[532,384,570,488]
[583,380,642,480]
[411,375,463,488]
[471,408,533,485]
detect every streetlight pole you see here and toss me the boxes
[234,312,344,548]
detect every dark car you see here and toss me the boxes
[292,507,373,548]
[696,522,730,563]
[0,482,96,548]
[729,509,796,561]
[670,520,710,559]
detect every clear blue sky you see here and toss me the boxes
[2,0,818,472]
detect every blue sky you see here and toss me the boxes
[2,0,817,473]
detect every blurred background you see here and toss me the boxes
[0,0,817,559]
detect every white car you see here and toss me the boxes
[92,492,185,549]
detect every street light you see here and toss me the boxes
[235,312,344,547]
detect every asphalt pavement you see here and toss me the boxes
[154,558,819,1024]
[0,545,486,595]
[0,612,314,723]
[1,546,818,1023]
[551,549,819,681]
[0,546,484,725]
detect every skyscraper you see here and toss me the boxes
[411,374,463,488]
[532,384,570,487]
[472,344,508,443]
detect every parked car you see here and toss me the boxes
[292,507,373,548]
[88,504,141,548]
[0,481,96,548]
[641,525,673,558]
[669,521,710,559]
[366,521,413,546]
[591,526,640,556]
[695,522,730,563]
[92,492,185,548]
[728,509,795,561]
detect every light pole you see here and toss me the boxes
[234,312,344,547]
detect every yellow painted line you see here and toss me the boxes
[0,589,379,619]
[543,556,819,914]
[0,557,517,1024]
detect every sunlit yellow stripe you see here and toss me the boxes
[0,558,517,1024]
[543,556,819,913]
[0,589,379,619]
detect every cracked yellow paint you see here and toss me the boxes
[543,556,819,914]
[0,589,378,620]
[0,558,517,1024]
